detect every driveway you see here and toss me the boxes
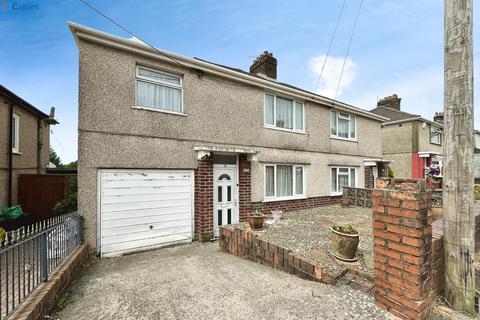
[54,242,394,320]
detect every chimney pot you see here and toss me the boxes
[377,93,402,110]
[434,112,444,124]
[250,51,277,80]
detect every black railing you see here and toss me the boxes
[0,213,83,319]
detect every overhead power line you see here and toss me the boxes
[313,0,346,94]
[334,0,364,100]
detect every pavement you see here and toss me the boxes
[53,242,394,320]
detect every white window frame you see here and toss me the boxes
[330,110,357,141]
[264,93,305,133]
[330,166,357,196]
[12,113,19,153]
[264,164,306,201]
[134,65,184,115]
[430,126,442,145]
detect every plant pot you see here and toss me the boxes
[247,216,265,230]
[331,227,359,261]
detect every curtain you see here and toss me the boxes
[138,68,180,85]
[265,94,275,125]
[338,117,349,138]
[276,165,293,197]
[295,102,303,130]
[338,174,349,192]
[330,111,337,135]
[295,167,303,195]
[331,168,337,192]
[350,168,356,187]
[276,97,293,129]
[137,81,181,112]
[349,116,356,139]
[265,166,275,197]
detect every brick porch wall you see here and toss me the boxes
[365,166,374,189]
[238,154,251,222]
[194,155,214,241]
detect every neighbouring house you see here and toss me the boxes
[70,22,389,257]
[370,94,443,179]
[0,85,58,210]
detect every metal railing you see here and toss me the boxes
[342,186,373,208]
[0,213,83,320]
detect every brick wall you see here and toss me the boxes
[365,166,374,189]
[238,154,251,222]
[251,196,341,215]
[372,178,434,320]
[194,155,214,241]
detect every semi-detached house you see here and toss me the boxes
[70,22,389,257]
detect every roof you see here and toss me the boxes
[369,106,420,122]
[68,22,388,122]
[0,84,51,119]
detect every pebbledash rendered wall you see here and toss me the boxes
[73,24,384,249]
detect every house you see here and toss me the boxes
[370,94,443,179]
[69,22,389,257]
[0,85,58,210]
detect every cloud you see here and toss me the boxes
[310,54,356,98]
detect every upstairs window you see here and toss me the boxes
[430,126,442,145]
[136,66,183,113]
[265,164,305,200]
[331,167,356,195]
[264,93,304,132]
[12,114,19,153]
[330,111,356,140]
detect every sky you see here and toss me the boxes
[0,0,479,163]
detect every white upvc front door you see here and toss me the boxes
[213,165,238,237]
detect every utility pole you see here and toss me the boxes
[444,0,475,313]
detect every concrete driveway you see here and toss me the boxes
[54,242,393,320]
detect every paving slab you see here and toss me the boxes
[52,242,394,320]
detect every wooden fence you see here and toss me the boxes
[17,174,74,223]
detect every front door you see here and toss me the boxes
[213,165,237,237]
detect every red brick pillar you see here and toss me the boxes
[238,154,252,222]
[194,155,214,241]
[372,178,433,320]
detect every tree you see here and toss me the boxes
[49,147,62,167]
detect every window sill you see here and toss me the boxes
[263,126,307,135]
[330,192,343,197]
[12,150,21,155]
[132,106,188,117]
[330,136,358,143]
[262,196,307,203]
[430,142,441,146]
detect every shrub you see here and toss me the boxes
[53,176,77,216]
[387,167,394,178]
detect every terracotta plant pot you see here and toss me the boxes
[247,216,265,230]
[331,227,359,261]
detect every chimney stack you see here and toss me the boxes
[377,94,401,111]
[250,51,277,80]
[434,112,444,124]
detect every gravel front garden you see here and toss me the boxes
[261,206,374,276]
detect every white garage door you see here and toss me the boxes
[99,169,194,257]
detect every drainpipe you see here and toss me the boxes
[7,103,13,207]
[37,119,44,174]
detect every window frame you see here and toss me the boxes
[12,113,20,153]
[264,93,305,133]
[264,164,306,201]
[134,65,184,115]
[430,125,442,145]
[330,110,357,141]
[330,166,357,196]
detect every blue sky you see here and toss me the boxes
[0,0,479,163]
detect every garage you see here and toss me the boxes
[99,169,194,257]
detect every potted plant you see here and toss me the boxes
[247,211,265,230]
[0,227,6,245]
[331,224,359,261]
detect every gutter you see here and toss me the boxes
[68,22,389,123]
[8,103,13,207]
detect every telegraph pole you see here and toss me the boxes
[443,0,475,313]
